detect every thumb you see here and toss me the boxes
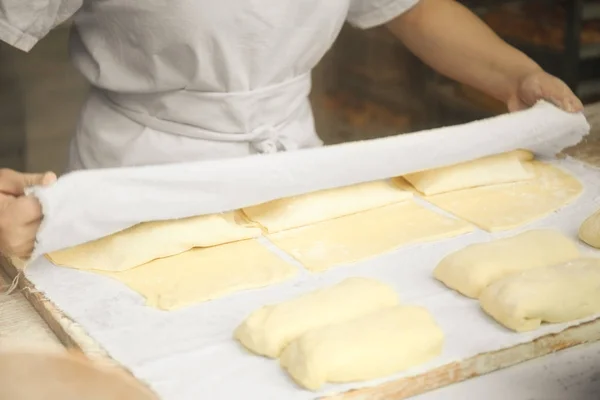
[506,95,528,113]
[517,74,544,109]
[0,169,57,196]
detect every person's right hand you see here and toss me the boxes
[0,169,57,258]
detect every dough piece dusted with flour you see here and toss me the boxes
[279,306,444,391]
[268,200,473,272]
[425,162,582,232]
[234,278,399,358]
[403,150,534,196]
[99,239,296,310]
[242,180,412,233]
[480,258,600,332]
[434,229,580,298]
[579,208,600,248]
[47,212,260,272]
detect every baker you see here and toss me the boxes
[0,0,583,258]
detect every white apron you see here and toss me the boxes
[0,0,418,171]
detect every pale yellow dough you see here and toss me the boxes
[279,305,444,391]
[403,150,534,196]
[579,208,600,248]
[234,278,399,358]
[434,229,580,298]
[47,211,261,272]
[242,180,412,233]
[268,200,473,272]
[99,239,296,310]
[480,258,600,332]
[425,161,583,232]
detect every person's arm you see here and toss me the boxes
[386,0,583,112]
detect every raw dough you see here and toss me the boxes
[242,180,412,233]
[479,257,600,332]
[425,162,583,232]
[268,200,473,272]
[279,305,444,391]
[47,211,260,272]
[434,229,580,298]
[403,150,534,196]
[578,208,600,248]
[99,239,296,310]
[234,278,399,358]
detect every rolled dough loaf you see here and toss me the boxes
[403,150,534,196]
[47,212,260,272]
[434,229,580,298]
[579,208,600,248]
[480,258,600,332]
[242,180,412,233]
[99,239,296,310]
[425,162,582,232]
[279,306,444,391]
[268,200,473,272]
[234,278,399,358]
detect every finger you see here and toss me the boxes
[39,171,58,186]
[561,96,584,113]
[507,96,528,113]
[0,170,56,196]
[17,222,40,257]
[518,75,544,108]
[21,171,57,189]
[10,196,43,224]
[0,219,40,258]
[0,240,34,258]
[0,169,24,195]
[539,78,582,113]
[10,233,36,258]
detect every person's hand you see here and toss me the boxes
[0,169,57,258]
[507,70,584,113]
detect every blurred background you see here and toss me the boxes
[2,0,600,173]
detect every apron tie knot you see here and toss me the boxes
[250,125,283,154]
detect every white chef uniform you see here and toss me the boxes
[0,0,418,171]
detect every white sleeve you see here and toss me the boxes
[347,0,420,29]
[0,0,82,52]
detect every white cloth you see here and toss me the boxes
[0,0,419,171]
[30,102,589,258]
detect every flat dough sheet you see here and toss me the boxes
[424,161,583,232]
[242,180,412,233]
[46,211,261,272]
[403,150,534,196]
[268,200,474,272]
[98,239,297,310]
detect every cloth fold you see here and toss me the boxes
[30,101,589,259]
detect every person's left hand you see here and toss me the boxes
[506,70,584,113]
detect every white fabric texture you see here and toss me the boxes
[30,102,589,259]
[348,0,419,28]
[0,0,418,171]
[0,0,82,51]
[23,156,600,400]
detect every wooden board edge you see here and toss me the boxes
[0,256,114,366]
[4,256,600,399]
[1,256,161,397]
[325,317,600,400]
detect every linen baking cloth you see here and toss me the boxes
[29,101,588,258]
[19,101,600,400]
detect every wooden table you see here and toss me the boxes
[2,102,600,398]
[0,268,61,351]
